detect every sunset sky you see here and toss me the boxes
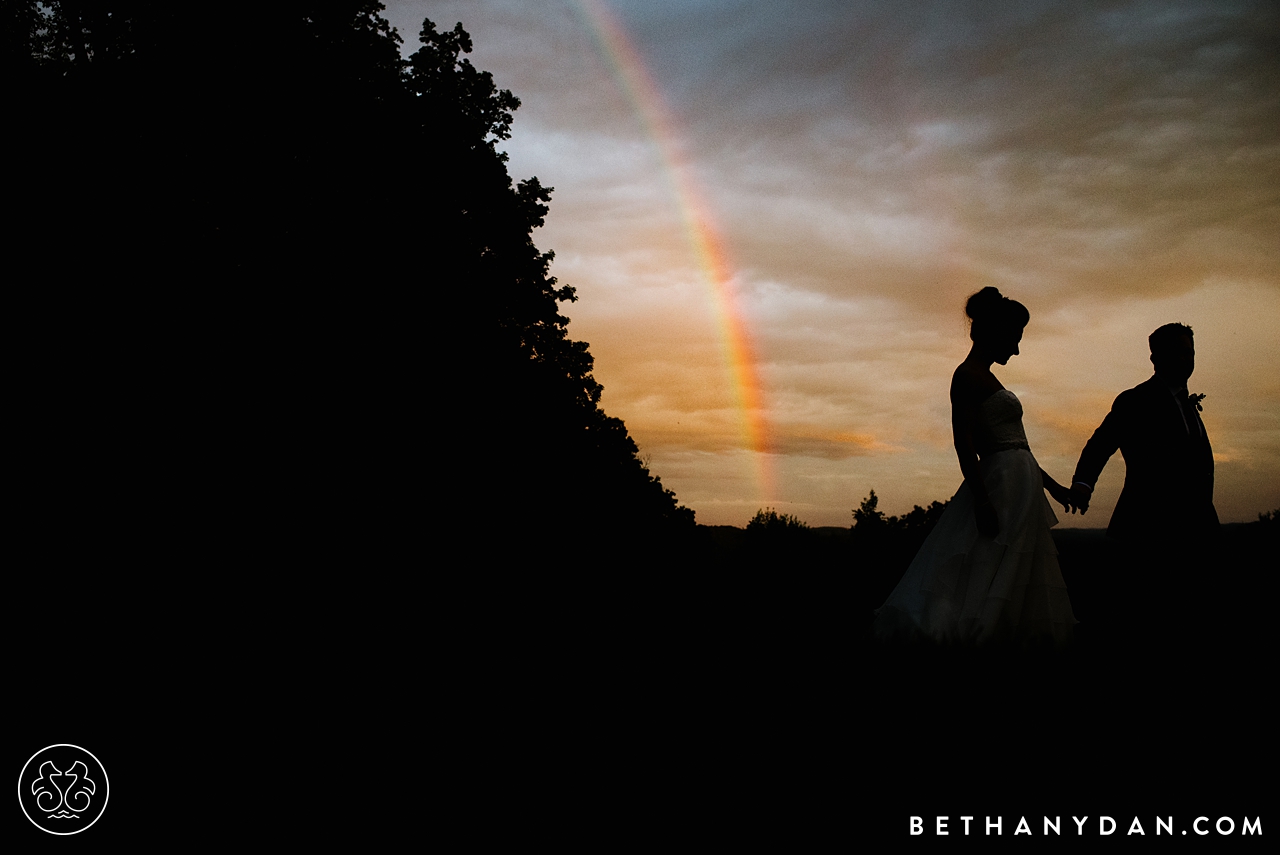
[396,0,1279,527]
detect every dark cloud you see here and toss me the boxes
[567,1,1279,307]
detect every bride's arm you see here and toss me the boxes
[951,371,998,536]
[1040,468,1077,513]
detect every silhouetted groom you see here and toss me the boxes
[1069,323,1219,632]
[1069,323,1218,540]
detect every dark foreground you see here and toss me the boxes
[11,521,1273,845]
[479,521,1275,843]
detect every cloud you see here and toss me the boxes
[770,426,903,459]
[600,1,1280,304]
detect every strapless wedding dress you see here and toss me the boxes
[874,390,1076,647]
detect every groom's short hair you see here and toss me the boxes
[1149,322,1194,356]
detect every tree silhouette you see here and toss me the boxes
[852,491,949,539]
[5,4,693,564]
[852,490,888,531]
[747,508,810,533]
[850,491,951,610]
[405,17,695,554]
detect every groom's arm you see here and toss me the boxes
[1072,392,1130,493]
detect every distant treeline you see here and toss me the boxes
[687,495,1279,641]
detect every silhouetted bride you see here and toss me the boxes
[874,288,1077,647]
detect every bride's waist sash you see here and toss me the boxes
[979,440,1031,457]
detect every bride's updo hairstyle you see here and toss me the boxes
[966,286,1029,343]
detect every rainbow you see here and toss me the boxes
[571,0,775,501]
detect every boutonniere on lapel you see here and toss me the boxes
[1187,392,1206,412]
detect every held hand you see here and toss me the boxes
[1047,481,1075,514]
[1067,484,1091,515]
[975,500,999,538]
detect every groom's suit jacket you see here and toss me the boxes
[1073,375,1218,541]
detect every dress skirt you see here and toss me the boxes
[874,449,1077,647]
